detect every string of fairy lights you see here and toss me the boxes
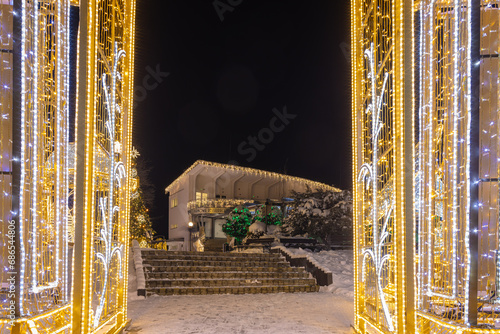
[358,43,395,332]
[165,160,340,195]
[2,0,498,333]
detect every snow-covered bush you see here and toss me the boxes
[283,188,352,247]
[254,205,284,226]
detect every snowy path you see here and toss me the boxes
[126,292,353,334]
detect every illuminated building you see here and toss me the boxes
[0,0,136,333]
[353,0,500,333]
[166,160,340,251]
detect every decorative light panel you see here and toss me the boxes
[352,0,414,332]
[475,0,500,328]
[1,0,73,332]
[416,0,500,332]
[0,0,13,325]
[71,0,136,333]
[417,0,472,328]
[0,0,136,333]
[0,2,13,322]
[354,0,500,333]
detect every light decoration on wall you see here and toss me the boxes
[187,198,252,211]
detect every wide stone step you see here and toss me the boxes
[141,254,282,262]
[144,265,296,273]
[203,239,227,252]
[142,259,287,268]
[145,271,309,280]
[146,284,320,296]
[141,250,277,259]
[139,250,319,296]
[146,277,317,288]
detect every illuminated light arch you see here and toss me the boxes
[416,0,474,329]
[416,0,500,332]
[0,0,136,333]
[1,0,73,332]
[352,0,415,332]
[354,0,500,333]
[72,0,136,333]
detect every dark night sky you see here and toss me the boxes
[133,0,351,237]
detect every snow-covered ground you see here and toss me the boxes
[126,249,353,334]
[286,248,353,298]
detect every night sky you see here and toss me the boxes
[133,0,351,237]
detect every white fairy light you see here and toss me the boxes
[92,43,127,329]
[357,44,394,332]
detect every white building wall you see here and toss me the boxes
[195,173,213,198]
[168,175,190,250]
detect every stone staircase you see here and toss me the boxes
[141,250,319,296]
[203,238,227,252]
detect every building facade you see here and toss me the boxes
[166,160,340,251]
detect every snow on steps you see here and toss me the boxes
[140,249,319,296]
[132,240,147,296]
[271,246,333,286]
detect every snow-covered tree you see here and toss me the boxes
[284,188,352,247]
[129,148,156,244]
[254,205,283,228]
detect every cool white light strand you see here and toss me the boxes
[464,0,473,324]
[19,0,27,315]
[358,44,394,332]
[93,43,126,329]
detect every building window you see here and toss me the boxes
[196,192,207,203]
[171,224,178,230]
[171,197,178,208]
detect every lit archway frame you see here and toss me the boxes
[352,0,415,333]
[2,0,73,332]
[72,0,136,333]
[416,0,500,332]
[416,0,474,329]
